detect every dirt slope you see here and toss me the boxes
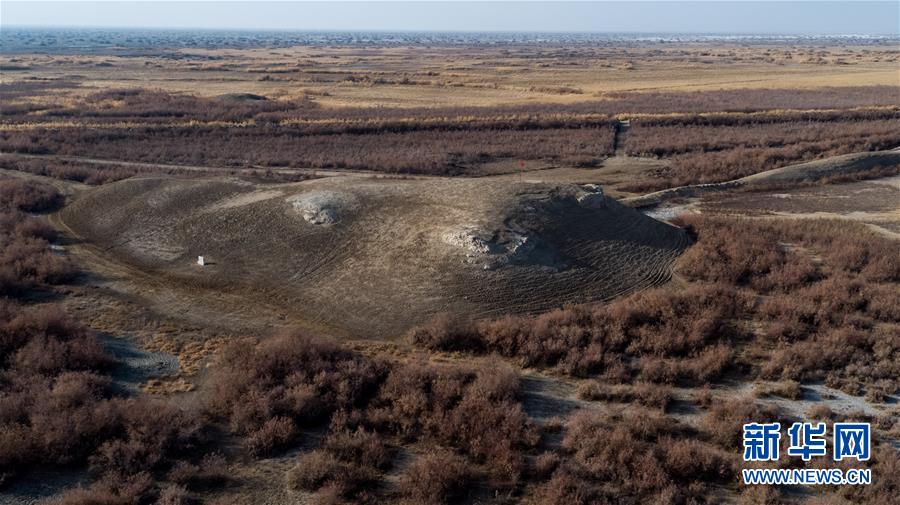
[624,148,900,208]
[61,176,690,338]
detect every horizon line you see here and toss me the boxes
[3,25,898,37]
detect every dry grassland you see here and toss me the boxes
[2,44,898,108]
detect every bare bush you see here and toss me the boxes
[0,179,63,212]
[702,399,781,449]
[398,450,474,505]
[287,450,341,491]
[205,330,384,454]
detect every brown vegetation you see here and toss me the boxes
[624,117,900,189]
[0,178,63,212]
[0,181,74,297]
[0,124,615,175]
[534,409,734,504]
[0,179,222,500]
[209,331,538,502]
[398,450,474,505]
[409,282,748,384]
[205,330,384,456]
[0,155,183,185]
[3,43,898,504]
[6,85,897,179]
[409,215,899,395]
[4,86,898,124]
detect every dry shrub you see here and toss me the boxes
[167,453,229,490]
[0,301,214,492]
[544,409,733,503]
[532,466,604,505]
[805,404,834,421]
[242,416,297,457]
[0,178,63,212]
[287,450,341,491]
[206,330,385,455]
[398,450,473,505]
[405,312,482,352]
[0,185,75,297]
[833,447,900,505]
[675,216,821,291]
[1,125,614,176]
[679,216,898,391]
[0,155,188,185]
[661,437,734,482]
[88,400,207,480]
[701,398,781,449]
[576,380,617,401]
[50,472,155,505]
[0,215,76,296]
[0,303,121,483]
[366,361,537,481]
[411,282,747,385]
[156,485,191,505]
[624,117,900,188]
[3,85,897,180]
[212,333,536,498]
[532,452,561,480]
[286,449,379,504]
[323,428,391,471]
[762,326,898,389]
[753,380,803,400]
[738,484,785,505]
[1,304,98,365]
[634,382,675,411]
[577,381,673,411]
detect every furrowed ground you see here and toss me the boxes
[1,37,898,505]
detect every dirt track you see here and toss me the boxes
[623,148,900,208]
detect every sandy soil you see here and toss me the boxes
[59,173,689,338]
[3,44,896,108]
[698,176,900,238]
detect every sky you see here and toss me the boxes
[1,1,898,35]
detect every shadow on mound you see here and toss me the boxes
[62,175,690,338]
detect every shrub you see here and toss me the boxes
[88,400,207,480]
[167,453,229,489]
[324,427,391,470]
[405,313,482,352]
[557,409,733,502]
[368,361,537,480]
[634,382,675,412]
[0,233,75,296]
[287,450,341,491]
[156,485,190,505]
[702,399,781,448]
[206,330,384,448]
[413,282,747,385]
[242,416,297,456]
[50,472,155,505]
[661,438,734,481]
[754,381,803,400]
[533,467,604,505]
[0,179,63,212]
[287,449,379,503]
[532,452,561,480]
[398,450,474,505]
